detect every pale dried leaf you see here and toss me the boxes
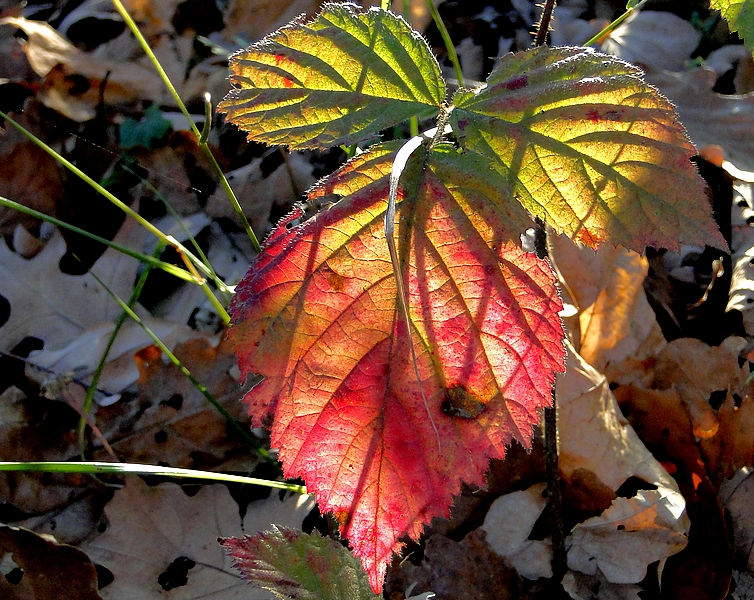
[557,346,689,583]
[648,67,754,172]
[80,477,315,599]
[601,11,701,72]
[0,222,145,352]
[481,483,552,580]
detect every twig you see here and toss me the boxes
[534,0,557,48]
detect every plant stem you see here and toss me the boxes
[0,196,196,283]
[424,0,463,87]
[110,0,261,252]
[77,243,162,458]
[545,394,566,581]
[582,0,649,47]
[0,462,305,493]
[534,0,557,48]
[89,271,281,471]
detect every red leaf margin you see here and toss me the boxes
[227,144,566,592]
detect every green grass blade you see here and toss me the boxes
[0,196,196,284]
[0,111,233,294]
[110,0,261,252]
[77,242,164,458]
[88,270,280,470]
[0,462,305,493]
[583,0,649,47]
[424,0,463,87]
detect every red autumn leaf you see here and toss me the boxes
[228,142,565,592]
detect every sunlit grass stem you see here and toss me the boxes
[110,0,261,253]
[0,462,305,493]
[88,271,281,470]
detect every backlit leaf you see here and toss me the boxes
[221,526,381,600]
[710,0,754,57]
[451,46,727,252]
[218,3,445,150]
[228,142,565,592]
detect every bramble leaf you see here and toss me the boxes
[228,143,565,592]
[221,526,380,600]
[709,0,754,57]
[218,3,445,150]
[451,46,727,252]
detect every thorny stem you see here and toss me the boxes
[535,235,566,580]
[533,0,566,581]
[534,0,557,48]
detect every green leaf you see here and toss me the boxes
[221,526,381,600]
[218,3,445,150]
[710,0,754,56]
[119,103,171,150]
[451,46,727,252]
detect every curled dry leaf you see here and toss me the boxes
[550,235,665,383]
[728,181,754,334]
[481,483,552,580]
[557,346,689,584]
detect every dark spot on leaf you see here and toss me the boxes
[154,430,168,444]
[615,476,657,498]
[503,75,528,90]
[585,109,601,123]
[441,385,485,419]
[617,524,625,531]
[708,389,727,410]
[260,149,285,178]
[64,73,90,96]
[157,556,195,591]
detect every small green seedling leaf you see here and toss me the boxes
[218,2,445,149]
[709,0,754,57]
[221,526,381,600]
[119,103,172,150]
[452,46,727,252]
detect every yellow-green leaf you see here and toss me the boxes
[710,0,754,57]
[451,46,727,252]
[219,3,445,150]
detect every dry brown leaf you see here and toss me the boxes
[385,529,523,600]
[0,525,101,600]
[654,337,746,442]
[0,221,145,352]
[648,67,754,172]
[0,17,169,119]
[91,337,252,469]
[206,150,315,234]
[557,345,689,583]
[550,235,665,385]
[80,477,315,599]
[222,0,324,44]
[0,120,63,237]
